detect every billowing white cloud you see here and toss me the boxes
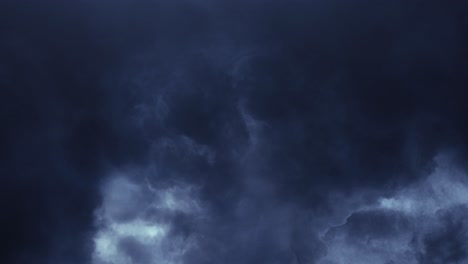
[377,156,468,216]
[92,174,202,264]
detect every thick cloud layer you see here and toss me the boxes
[322,155,468,264]
[2,1,468,264]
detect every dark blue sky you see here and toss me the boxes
[1,1,468,264]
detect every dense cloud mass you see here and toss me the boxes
[2,1,468,264]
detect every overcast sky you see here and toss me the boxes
[2,1,468,264]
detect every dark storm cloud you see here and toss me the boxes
[2,1,468,264]
[320,156,468,264]
[417,206,468,264]
[0,1,151,263]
